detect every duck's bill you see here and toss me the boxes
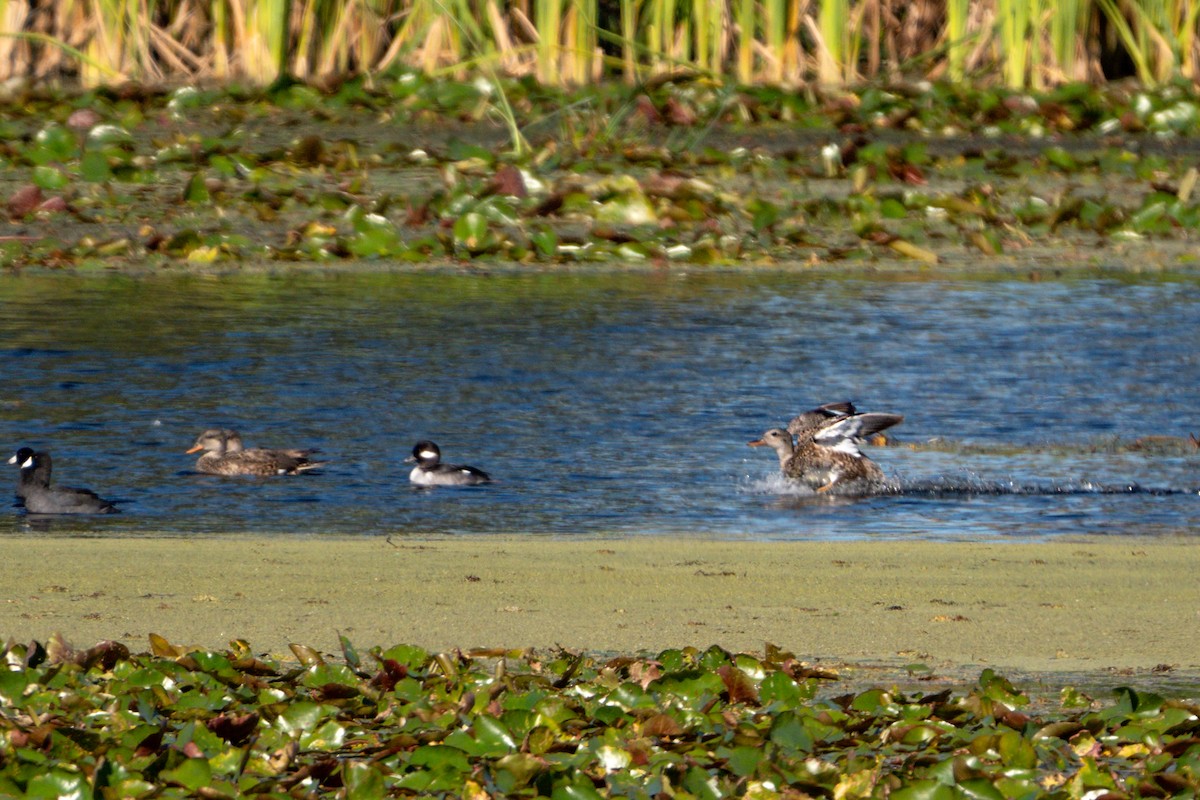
[747,439,766,447]
[185,445,204,454]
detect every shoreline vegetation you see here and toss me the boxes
[2,0,1200,278]
[0,2,1199,275]
[1,0,1198,90]
[5,76,1200,273]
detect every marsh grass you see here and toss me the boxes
[0,0,1197,90]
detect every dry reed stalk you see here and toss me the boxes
[485,0,524,74]
[227,0,260,80]
[3,0,1197,91]
[780,0,806,84]
[861,0,879,79]
[562,0,599,86]
[618,0,637,84]
[84,0,122,84]
[314,2,357,78]
[355,0,389,75]
[964,1,995,76]
[207,0,231,79]
[291,0,317,78]
[148,21,203,76]
[0,0,27,79]
[421,13,445,73]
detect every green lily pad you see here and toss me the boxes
[24,768,92,800]
[32,165,69,191]
[344,761,386,800]
[32,123,78,163]
[183,172,210,204]
[158,757,212,792]
[80,150,112,182]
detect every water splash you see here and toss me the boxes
[743,472,821,497]
[747,470,1198,498]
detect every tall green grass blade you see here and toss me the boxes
[736,0,754,82]
[646,0,678,69]
[3,0,1200,91]
[212,0,230,79]
[0,0,11,81]
[1094,0,1156,84]
[1030,0,1045,89]
[431,0,529,154]
[997,0,1030,88]
[537,0,562,84]
[83,0,126,84]
[566,0,599,85]
[1049,0,1082,81]
[244,0,289,82]
[0,29,122,82]
[763,0,785,83]
[693,0,709,73]
[1121,0,1200,82]
[946,0,969,82]
[818,0,849,84]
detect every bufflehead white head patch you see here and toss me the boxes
[420,449,438,461]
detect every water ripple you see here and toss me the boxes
[0,270,1197,540]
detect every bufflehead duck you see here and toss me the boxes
[187,428,325,476]
[407,441,491,486]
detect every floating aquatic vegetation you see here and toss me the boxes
[904,435,1200,457]
[3,79,1200,270]
[1,635,1199,798]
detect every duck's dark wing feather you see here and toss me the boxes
[787,401,857,436]
[433,463,491,484]
[813,413,903,450]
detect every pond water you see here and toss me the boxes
[0,268,1197,540]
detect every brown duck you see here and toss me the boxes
[187,429,325,476]
[749,409,903,493]
[786,401,857,441]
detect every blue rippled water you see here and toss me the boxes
[0,269,1196,539]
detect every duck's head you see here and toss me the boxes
[407,441,442,467]
[187,429,239,456]
[748,428,795,455]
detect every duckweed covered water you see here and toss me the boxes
[0,269,1196,539]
